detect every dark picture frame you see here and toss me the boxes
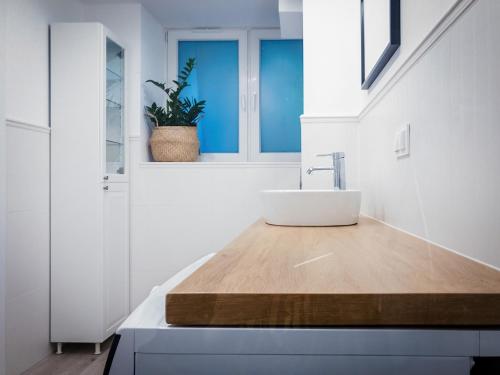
[360,0,401,90]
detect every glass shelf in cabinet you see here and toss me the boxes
[106,99,122,109]
[106,68,122,82]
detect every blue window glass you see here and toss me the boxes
[178,41,239,153]
[260,40,303,153]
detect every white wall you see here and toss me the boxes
[5,124,50,375]
[130,141,300,307]
[6,0,83,127]
[359,0,500,268]
[4,0,83,373]
[302,0,360,115]
[140,7,167,161]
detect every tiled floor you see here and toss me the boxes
[22,338,112,375]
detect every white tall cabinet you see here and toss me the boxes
[50,23,129,353]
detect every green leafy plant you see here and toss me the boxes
[145,58,206,127]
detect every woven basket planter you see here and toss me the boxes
[150,126,200,162]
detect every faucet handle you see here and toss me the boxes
[315,152,345,159]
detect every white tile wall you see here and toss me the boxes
[301,118,359,190]
[5,0,83,372]
[5,290,50,375]
[359,0,500,268]
[6,124,51,375]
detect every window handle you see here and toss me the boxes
[241,95,247,112]
[252,92,257,112]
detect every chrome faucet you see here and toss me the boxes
[306,152,346,190]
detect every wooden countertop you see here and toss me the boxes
[166,217,500,326]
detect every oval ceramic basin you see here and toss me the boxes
[261,190,361,226]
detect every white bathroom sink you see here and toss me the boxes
[260,190,361,226]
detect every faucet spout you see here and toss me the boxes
[306,152,346,190]
[306,167,335,175]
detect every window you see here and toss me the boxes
[168,30,248,162]
[178,41,239,154]
[167,29,303,162]
[249,30,303,162]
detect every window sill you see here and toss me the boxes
[138,161,301,169]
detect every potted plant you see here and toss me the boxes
[145,58,206,162]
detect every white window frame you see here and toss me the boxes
[167,29,248,162]
[248,29,301,162]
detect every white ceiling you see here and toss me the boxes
[80,0,280,28]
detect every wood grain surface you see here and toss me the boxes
[166,217,500,326]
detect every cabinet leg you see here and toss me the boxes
[56,343,63,355]
[94,342,101,355]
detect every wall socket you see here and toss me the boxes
[394,123,410,158]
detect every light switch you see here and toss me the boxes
[394,123,410,158]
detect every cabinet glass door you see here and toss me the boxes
[105,38,125,175]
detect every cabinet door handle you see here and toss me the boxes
[103,186,109,191]
[103,175,109,181]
